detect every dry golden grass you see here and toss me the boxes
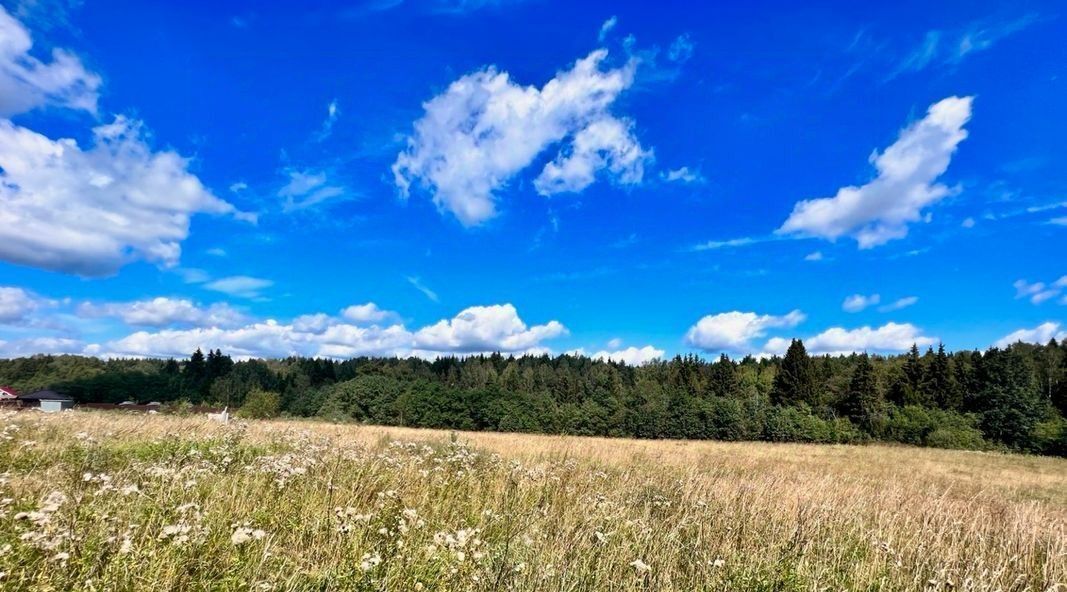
[0,410,1064,591]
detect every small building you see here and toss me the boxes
[20,390,75,412]
[0,386,19,407]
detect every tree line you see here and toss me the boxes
[1,339,1065,455]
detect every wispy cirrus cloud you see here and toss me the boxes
[203,276,274,300]
[1014,276,1067,305]
[887,13,1041,80]
[406,276,439,302]
[278,168,349,212]
[878,296,919,312]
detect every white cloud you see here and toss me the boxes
[0,116,248,276]
[278,169,347,211]
[341,302,397,325]
[0,336,84,358]
[76,297,246,328]
[954,14,1040,61]
[587,345,664,365]
[203,276,273,299]
[413,304,566,354]
[0,286,44,324]
[598,16,617,42]
[662,166,704,184]
[692,237,758,250]
[878,296,919,312]
[606,337,623,349]
[804,251,824,261]
[392,48,648,225]
[406,276,439,302]
[889,14,1039,79]
[0,5,100,116]
[1014,277,1066,305]
[842,293,880,313]
[314,99,340,142]
[685,310,805,353]
[961,216,975,228]
[994,322,1066,348]
[778,96,972,248]
[534,116,649,195]
[90,321,413,361]
[765,322,936,356]
[430,0,529,15]
[667,34,694,63]
[1050,216,1067,226]
[85,303,565,360]
[177,268,211,284]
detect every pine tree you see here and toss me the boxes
[771,339,817,406]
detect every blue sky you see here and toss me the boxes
[0,0,1064,362]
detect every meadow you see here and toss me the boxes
[0,410,1064,591]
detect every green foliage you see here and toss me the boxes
[838,354,885,434]
[770,339,817,406]
[237,389,281,419]
[883,405,988,450]
[1,341,1064,456]
[763,404,863,444]
[1031,415,1067,457]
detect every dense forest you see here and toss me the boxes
[2,339,1066,456]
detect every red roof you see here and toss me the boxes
[0,386,19,397]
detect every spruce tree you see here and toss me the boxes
[902,344,927,405]
[771,339,817,406]
[973,347,1046,449]
[183,348,208,402]
[707,354,739,398]
[840,353,883,433]
[927,343,961,410]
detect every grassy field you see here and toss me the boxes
[0,411,1064,591]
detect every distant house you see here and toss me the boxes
[0,386,19,407]
[20,390,75,412]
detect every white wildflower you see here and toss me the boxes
[630,559,651,573]
[231,526,266,545]
[360,552,382,571]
